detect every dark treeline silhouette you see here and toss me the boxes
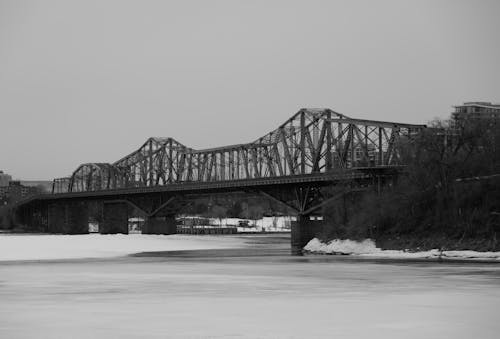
[321,117,500,251]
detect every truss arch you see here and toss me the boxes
[54,108,426,193]
[69,163,125,192]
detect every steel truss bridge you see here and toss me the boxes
[17,108,425,254]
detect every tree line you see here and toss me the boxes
[321,117,500,251]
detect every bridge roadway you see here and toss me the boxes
[34,167,397,200]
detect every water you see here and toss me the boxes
[0,234,499,338]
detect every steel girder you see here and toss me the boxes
[53,108,426,193]
[66,163,126,193]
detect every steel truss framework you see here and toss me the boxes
[52,108,425,195]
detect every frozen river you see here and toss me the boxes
[0,234,499,338]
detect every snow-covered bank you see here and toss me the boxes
[304,238,500,261]
[0,234,247,261]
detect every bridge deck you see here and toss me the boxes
[19,166,401,205]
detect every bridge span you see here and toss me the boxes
[16,108,425,254]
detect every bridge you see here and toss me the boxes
[16,108,426,254]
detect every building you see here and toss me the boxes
[0,170,12,187]
[452,102,500,126]
[0,181,40,204]
[0,171,50,205]
[20,180,52,193]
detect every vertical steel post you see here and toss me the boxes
[326,111,332,172]
[168,138,173,183]
[300,111,306,174]
[378,127,383,166]
[149,139,154,186]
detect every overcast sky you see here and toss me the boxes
[1,0,499,180]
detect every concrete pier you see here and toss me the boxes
[48,203,65,233]
[142,215,177,235]
[65,202,89,234]
[291,215,324,255]
[101,202,128,234]
[47,202,89,234]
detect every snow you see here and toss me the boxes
[304,238,500,261]
[0,234,247,261]
[1,238,499,339]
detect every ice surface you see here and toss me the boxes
[0,236,499,339]
[304,238,500,261]
[0,234,247,261]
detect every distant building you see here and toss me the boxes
[0,171,12,187]
[20,180,52,193]
[0,181,40,204]
[452,102,500,126]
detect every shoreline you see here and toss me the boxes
[303,251,500,263]
[304,238,500,262]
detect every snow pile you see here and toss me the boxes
[305,238,379,255]
[304,238,500,261]
[0,234,246,261]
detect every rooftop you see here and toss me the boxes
[457,102,500,108]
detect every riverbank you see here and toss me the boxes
[375,233,499,252]
[304,238,500,261]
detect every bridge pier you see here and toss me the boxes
[18,202,47,232]
[101,202,129,234]
[48,203,65,233]
[67,202,90,234]
[142,215,177,235]
[291,215,325,255]
[47,202,89,234]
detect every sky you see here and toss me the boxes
[1,0,499,180]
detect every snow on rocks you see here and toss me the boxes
[0,234,247,261]
[304,238,500,261]
[304,238,379,255]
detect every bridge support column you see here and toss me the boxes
[101,202,128,234]
[18,203,47,232]
[48,203,65,233]
[291,215,325,255]
[142,215,177,235]
[48,202,89,234]
[66,202,89,234]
